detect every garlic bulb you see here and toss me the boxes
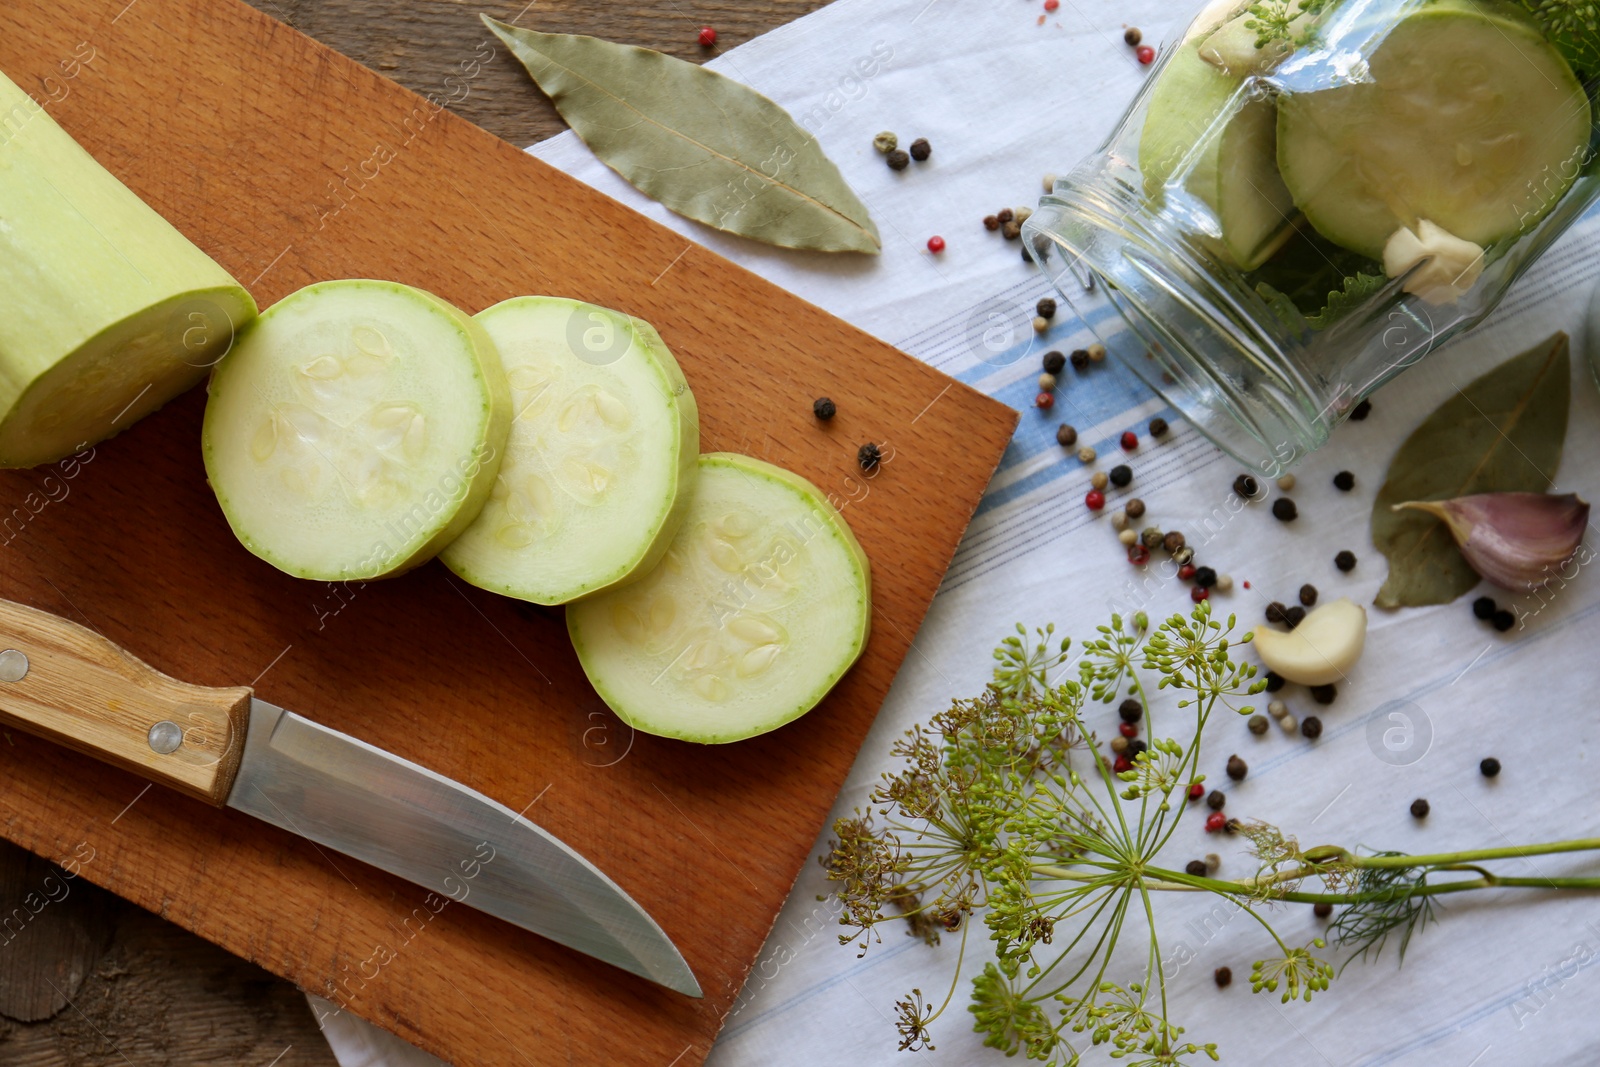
[1395,492,1590,592]
[1382,220,1485,305]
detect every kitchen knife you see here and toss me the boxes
[0,597,700,997]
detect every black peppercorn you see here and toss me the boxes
[1055,423,1077,447]
[996,207,1014,224]
[1233,473,1258,499]
[1125,498,1146,519]
[1194,566,1217,588]
[1272,497,1299,522]
[1119,698,1143,723]
[1492,609,1516,632]
[1481,757,1501,778]
[1030,235,1051,263]
[1214,966,1232,988]
[1299,583,1318,606]
[1350,398,1372,420]
[1186,859,1208,876]
[1333,470,1355,491]
[1125,26,1143,45]
[1310,683,1337,705]
[857,442,881,471]
[812,396,837,421]
[886,149,910,171]
[983,214,1000,231]
[1127,739,1147,757]
[1109,464,1133,488]
[1069,348,1090,371]
[1266,602,1288,624]
[908,137,931,161]
[1002,219,1022,240]
[1300,715,1322,740]
[1313,902,1334,919]
[1410,798,1430,819]
[1335,550,1357,572]
[1036,297,1056,320]
[1148,417,1168,437]
[1163,530,1186,554]
[1284,605,1306,629]
[1264,671,1285,692]
[1226,754,1247,780]
[1043,350,1066,375]
[1207,789,1226,810]
[1472,595,1497,620]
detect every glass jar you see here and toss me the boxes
[1024,0,1600,474]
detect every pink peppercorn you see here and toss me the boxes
[927,235,946,253]
[1127,543,1150,565]
[1205,811,1227,833]
[1114,754,1132,774]
[1188,782,1205,801]
[1036,391,1055,409]
[698,26,717,47]
[1085,489,1105,510]
[1044,0,1060,9]
[1119,721,1137,738]
[1190,586,1210,603]
[1120,430,1137,450]
[1136,45,1156,64]
[1178,563,1196,580]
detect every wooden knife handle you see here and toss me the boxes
[0,599,252,807]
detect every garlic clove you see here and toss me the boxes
[1395,492,1590,592]
[1382,220,1485,305]
[1252,598,1367,686]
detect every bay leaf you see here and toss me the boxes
[1372,331,1571,608]
[483,17,881,254]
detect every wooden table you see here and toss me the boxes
[0,1,827,1061]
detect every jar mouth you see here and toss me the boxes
[1024,168,1327,476]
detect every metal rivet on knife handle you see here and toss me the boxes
[0,598,253,806]
[0,649,28,681]
[148,720,183,755]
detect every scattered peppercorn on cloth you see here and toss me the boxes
[318,0,1600,1064]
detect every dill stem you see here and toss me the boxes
[1349,839,1600,868]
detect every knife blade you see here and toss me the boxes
[0,597,700,997]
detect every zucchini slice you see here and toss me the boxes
[568,453,871,744]
[1140,43,1298,270]
[1277,0,1592,259]
[440,298,698,604]
[0,69,256,468]
[203,280,510,581]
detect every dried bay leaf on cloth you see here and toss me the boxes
[484,17,881,254]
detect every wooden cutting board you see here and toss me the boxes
[0,2,1016,1063]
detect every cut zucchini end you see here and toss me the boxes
[0,286,257,468]
[441,297,701,605]
[202,279,510,582]
[568,452,871,745]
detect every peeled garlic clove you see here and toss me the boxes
[1252,598,1367,686]
[1395,492,1590,592]
[1382,220,1485,305]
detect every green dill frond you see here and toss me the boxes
[1327,855,1440,966]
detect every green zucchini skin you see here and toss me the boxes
[0,69,256,468]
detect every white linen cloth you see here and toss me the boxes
[320,0,1600,1062]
